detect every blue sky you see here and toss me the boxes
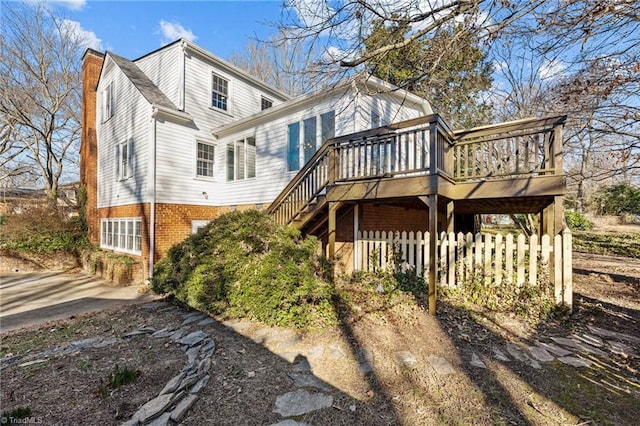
[29,0,287,60]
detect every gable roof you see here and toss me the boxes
[133,38,291,103]
[107,53,179,111]
[211,74,432,139]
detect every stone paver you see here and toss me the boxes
[395,351,417,367]
[470,353,487,368]
[427,355,456,375]
[273,389,333,417]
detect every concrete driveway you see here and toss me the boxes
[0,272,159,333]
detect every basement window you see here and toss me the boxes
[100,217,142,255]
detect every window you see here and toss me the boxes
[196,141,215,178]
[370,110,388,128]
[115,139,133,181]
[101,82,114,122]
[287,110,335,171]
[226,136,256,181]
[261,97,273,110]
[211,73,229,111]
[371,110,381,128]
[321,111,335,142]
[287,122,300,171]
[191,220,210,234]
[303,117,316,164]
[100,218,142,255]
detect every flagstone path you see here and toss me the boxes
[1,300,638,425]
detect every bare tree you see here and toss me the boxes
[228,31,327,96]
[0,1,84,200]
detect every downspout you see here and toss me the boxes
[148,112,157,280]
[353,204,359,272]
[179,40,187,111]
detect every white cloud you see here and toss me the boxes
[159,20,197,44]
[59,19,102,50]
[539,58,566,80]
[48,0,87,11]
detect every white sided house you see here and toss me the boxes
[81,39,432,279]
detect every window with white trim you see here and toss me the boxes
[226,136,256,181]
[115,139,134,181]
[211,73,229,111]
[100,218,142,255]
[196,141,215,178]
[287,110,335,171]
[101,82,114,122]
[191,220,210,234]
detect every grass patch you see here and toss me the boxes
[573,231,640,258]
[97,365,141,399]
[0,321,89,358]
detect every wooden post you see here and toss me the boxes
[562,228,573,312]
[445,200,454,233]
[328,202,339,261]
[421,194,438,315]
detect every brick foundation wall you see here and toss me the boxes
[98,203,253,278]
[360,204,429,232]
[314,203,432,274]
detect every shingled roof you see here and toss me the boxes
[108,52,179,111]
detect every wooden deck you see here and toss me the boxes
[267,114,569,314]
[269,114,566,229]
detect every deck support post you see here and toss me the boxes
[419,194,438,315]
[445,200,454,233]
[327,201,342,276]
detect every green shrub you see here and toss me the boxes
[565,209,592,231]
[152,210,336,329]
[0,206,89,253]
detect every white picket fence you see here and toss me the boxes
[356,229,573,307]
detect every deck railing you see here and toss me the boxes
[452,116,566,181]
[268,115,456,225]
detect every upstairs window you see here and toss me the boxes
[196,141,215,178]
[115,139,134,181]
[261,97,273,110]
[211,73,229,111]
[101,82,114,122]
[226,136,256,181]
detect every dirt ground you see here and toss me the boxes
[1,249,638,425]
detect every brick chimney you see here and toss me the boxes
[80,49,104,245]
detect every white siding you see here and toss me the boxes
[135,43,183,108]
[358,92,427,130]
[183,50,286,133]
[213,90,428,206]
[214,91,354,206]
[154,120,223,205]
[96,58,151,208]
